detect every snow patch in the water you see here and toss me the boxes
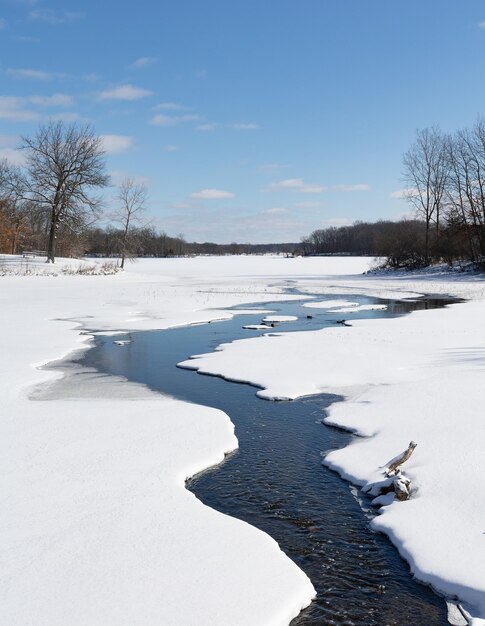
[243,324,272,330]
[446,601,468,626]
[261,315,298,322]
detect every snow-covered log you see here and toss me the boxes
[385,441,417,476]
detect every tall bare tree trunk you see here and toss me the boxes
[47,210,57,263]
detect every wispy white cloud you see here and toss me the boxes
[84,72,101,83]
[29,9,85,24]
[170,202,194,209]
[390,187,419,199]
[265,178,327,194]
[297,185,326,194]
[163,144,179,152]
[196,123,218,131]
[478,21,485,28]
[265,179,370,195]
[0,135,18,147]
[154,102,189,111]
[129,56,157,70]
[294,200,326,209]
[0,96,38,122]
[266,179,302,190]
[318,217,354,228]
[99,84,152,101]
[7,68,67,80]
[0,136,24,165]
[0,18,7,30]
[332,183,370,192]
[109,170,151,186]
[0,147,26,166]
[259,163,289,172]
[190,188,235,199]
[231,123,260,130]
[264,207,289,215]
[47,112,80,122]
[150,113,199,126]
[0,94,74,123]
[30,93,73,106]
[100,134,134,155]
[395,209,416,221]
[13,35,40,43]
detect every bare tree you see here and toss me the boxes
[21,122,109,262]
[403,127,448,264]
[445,120,485,261]
[114,177,148,269]
[462,119,485,256]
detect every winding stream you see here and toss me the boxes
[44,293,457,625]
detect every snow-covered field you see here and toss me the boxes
[2,254,485,625]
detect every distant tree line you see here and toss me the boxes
[301,213,484,269]
[84,227,299,258]
[4,119,485,268]
[303,119,485,269]
[300,219,429,267]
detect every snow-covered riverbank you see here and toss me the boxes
[2,254,485,624]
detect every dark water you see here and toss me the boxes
[61,294,456,625]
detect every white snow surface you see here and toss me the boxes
[3,254,485,623]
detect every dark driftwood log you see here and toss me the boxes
[386,441,417,476]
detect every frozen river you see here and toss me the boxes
[65,293,456,624]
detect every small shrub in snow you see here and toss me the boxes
[62,261,121,275]
[0,256,122,276]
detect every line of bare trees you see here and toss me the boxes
[85,228,299,258]
[402,119,485,266]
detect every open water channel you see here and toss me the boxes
[44,293,458,625]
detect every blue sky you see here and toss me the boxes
[1,0,485,243]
